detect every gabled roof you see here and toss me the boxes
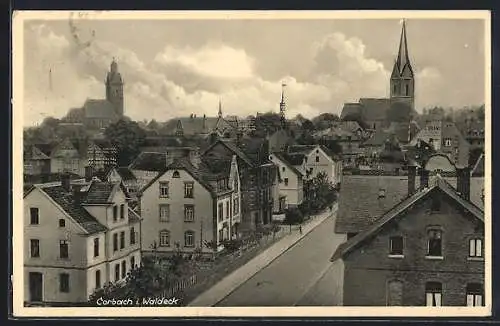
[39,185,107,234]
[129,152,167,172]
[359,98,391,122]
[85,181,120,204]
[340,103,362,120]
[287,145,317,155]
[83,99,118,119]
[202,139,254,167]
[335,175,412,234]
[331,176,483,262]
[271,152,304,177]
[362,129,392,147]
[117,167,137,181]
[471,153,485,177]
[162,116,221,136]
[24,145,51,160]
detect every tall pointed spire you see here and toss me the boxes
[395,19,412,75]
[218,98,223,118]
[279,82,286,119]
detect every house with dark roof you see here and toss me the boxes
[23,174,141,304]
[269,152,304,209]
[49,138,89,177]
[314,128,363,168]
[87,139,117,171]
[24,144,52,176]
[139,154,242,255]
[287,144,343,186]
[202,139,276,230]
[331,154,485,306]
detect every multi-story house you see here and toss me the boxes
[269,152,304,208]
[315,129,363,169]
[139,154,241,255]
[50,138,88,177]
[105,166,139,199]
[87,139,117,171]
[287,145,343,187]
[23,174,141,304]
[24,144,52,176]
[409,118,470,167]
[332,154,485,306]
[202,139,275,230]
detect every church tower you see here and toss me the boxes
[390,20,415,113]
[279,82,287,128]
[106,58,124,117]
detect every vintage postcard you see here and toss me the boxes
[12,10,491,318]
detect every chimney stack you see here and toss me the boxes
[60,172,71,192]
[72,184,84,205]
[420,168,429,189]
[457,167,471,201]
[85,166,94,182]
[408,164,417,195]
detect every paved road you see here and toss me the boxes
[215,211,346,306]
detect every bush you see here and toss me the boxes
[222,239,243,253]
[284,207,304,225]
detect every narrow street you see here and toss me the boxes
[215,210,346,306]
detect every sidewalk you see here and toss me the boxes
[187,203,339,307]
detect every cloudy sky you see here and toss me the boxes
[22,15,486,126]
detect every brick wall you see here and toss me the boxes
[343,189,484,306]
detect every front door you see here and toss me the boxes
[29,272,43,302]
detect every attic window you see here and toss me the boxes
[378,188,386,198]
[172,171,180,178]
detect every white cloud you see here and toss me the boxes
[22,23,444,126]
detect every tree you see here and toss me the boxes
[104,119,147,166]
[312,113,340,130]
[284,207,304,232]
[147,119,160,130]
[304,171,337,213]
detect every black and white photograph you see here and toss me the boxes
[12,10,491,317]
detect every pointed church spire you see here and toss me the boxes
[395,19,412,75]
[279,82,287,129]
[218,98,223,118]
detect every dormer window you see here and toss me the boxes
[172,171,180,178]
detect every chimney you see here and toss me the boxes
[60,172,71,192]
[457,167,471,201]
[165,150,174,167]
[203,114,207,130]
[85,165,93,182]
[420,168,429,188]
[408,164,417,195]
[72,184,84,205]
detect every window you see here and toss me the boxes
[393,84,397,94]
[185,231,195,247]
[444,138,452,147]
[469,238,483,258]
[233,198,239,215]
[226,202,230,219]
[95,270,101,289]
[131,256,136,269]
[59,273,70,293]
[30,239,40,258]
[30,208,39,225]
[93,238,99,257]
[389,236,404,256]
[159,204,170,222]
[120,231,125,249]
[218,203,224,222]
[59,240,69,259]
[184,182,194,198]
[315,156,320,162]
[59,219,65,228]
[284,178,289,186]
[115,264,120,281]
[113,233,118,252]
[425,282,442,306]
[159,230,170,247]
[282,167,285,172]
[219,229,224,242]
[184,205,195,222]
[159,182,169,198]
[121,261,126,278]
[387,280,403,306]
[405,84,409,96]
[113,205,118,222]
[466,283,484,306]
[427,229,442,257]
[172,171,180,178]
[130,227,136,245]
[120,204,125,219]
